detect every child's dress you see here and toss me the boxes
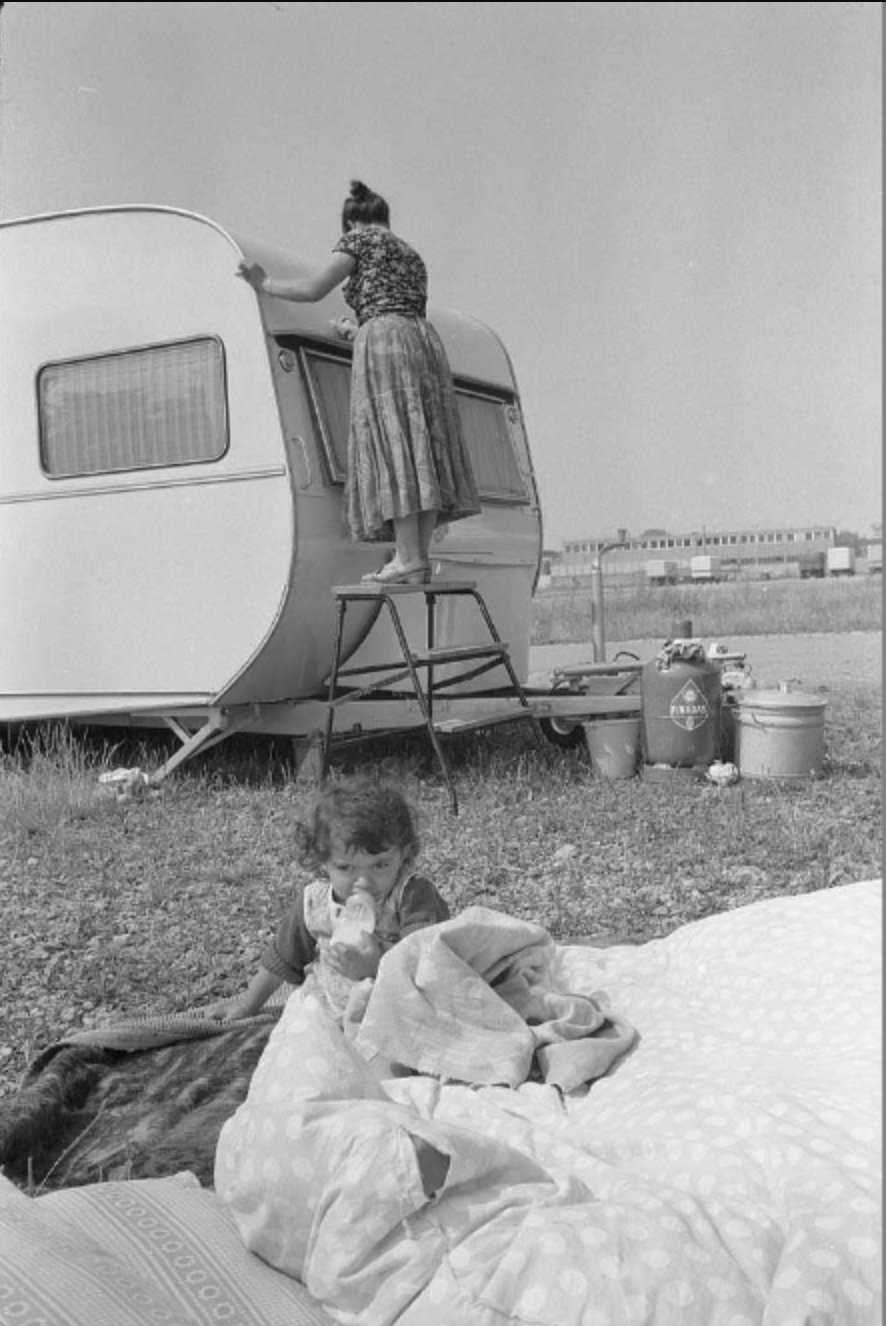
[260,873,450,1021]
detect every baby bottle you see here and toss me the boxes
[330,887,377,953]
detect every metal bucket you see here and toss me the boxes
[735,685,827,780]
[584,716,641,780]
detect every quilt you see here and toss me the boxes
[1,881,880,1326]
[217,880,882,1326]
[344,906,637,1090]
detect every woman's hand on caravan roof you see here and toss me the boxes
[237,260,267,289]
[236,253,355,303]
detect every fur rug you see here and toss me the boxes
[0,1019,276,1193]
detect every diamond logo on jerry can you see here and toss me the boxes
[669,679,710,731]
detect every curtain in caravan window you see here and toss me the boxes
[302,352,351,481]
[456,392,527,501]
[39,338,228,477]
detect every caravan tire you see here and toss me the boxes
[539,716,586,750]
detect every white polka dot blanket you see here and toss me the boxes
[215,879,882,1326]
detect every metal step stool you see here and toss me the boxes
[322,579,541,814]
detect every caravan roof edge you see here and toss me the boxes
[0,203,238,243]
[0,206,519,389]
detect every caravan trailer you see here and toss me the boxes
[0,206,636,774]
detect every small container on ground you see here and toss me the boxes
[584,716,641,780]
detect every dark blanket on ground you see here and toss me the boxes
[0,1013,280,1192]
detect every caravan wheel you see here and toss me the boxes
[539,715,586,749]
[539,680,587,749]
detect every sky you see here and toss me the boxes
[0,1,881,547]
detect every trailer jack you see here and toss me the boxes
[153,706,261,781]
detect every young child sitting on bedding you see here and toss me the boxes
[203,777,450,1022]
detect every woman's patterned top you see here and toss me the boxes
[333,225,428,324]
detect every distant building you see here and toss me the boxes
[549,524,838,583]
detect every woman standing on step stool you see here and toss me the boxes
[237,180,481,585]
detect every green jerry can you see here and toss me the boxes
[641,640,722,768]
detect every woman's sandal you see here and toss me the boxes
[361,560,431,585]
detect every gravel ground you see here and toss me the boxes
[530,630,882,691]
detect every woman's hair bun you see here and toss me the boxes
[342,180,389,230]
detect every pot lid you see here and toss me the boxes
[737,687,827,710]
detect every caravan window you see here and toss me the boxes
[301,350,352,482]
[299,346,529,502]
[455,389,527,501]
[38,338,228,477]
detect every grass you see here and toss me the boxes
[0,583,881,1098]
[532,575,882,645]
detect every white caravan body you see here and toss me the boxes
[1,207,544,730]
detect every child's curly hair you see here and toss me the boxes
[295,777,420,872]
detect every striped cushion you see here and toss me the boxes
[0,1172,334,1325]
